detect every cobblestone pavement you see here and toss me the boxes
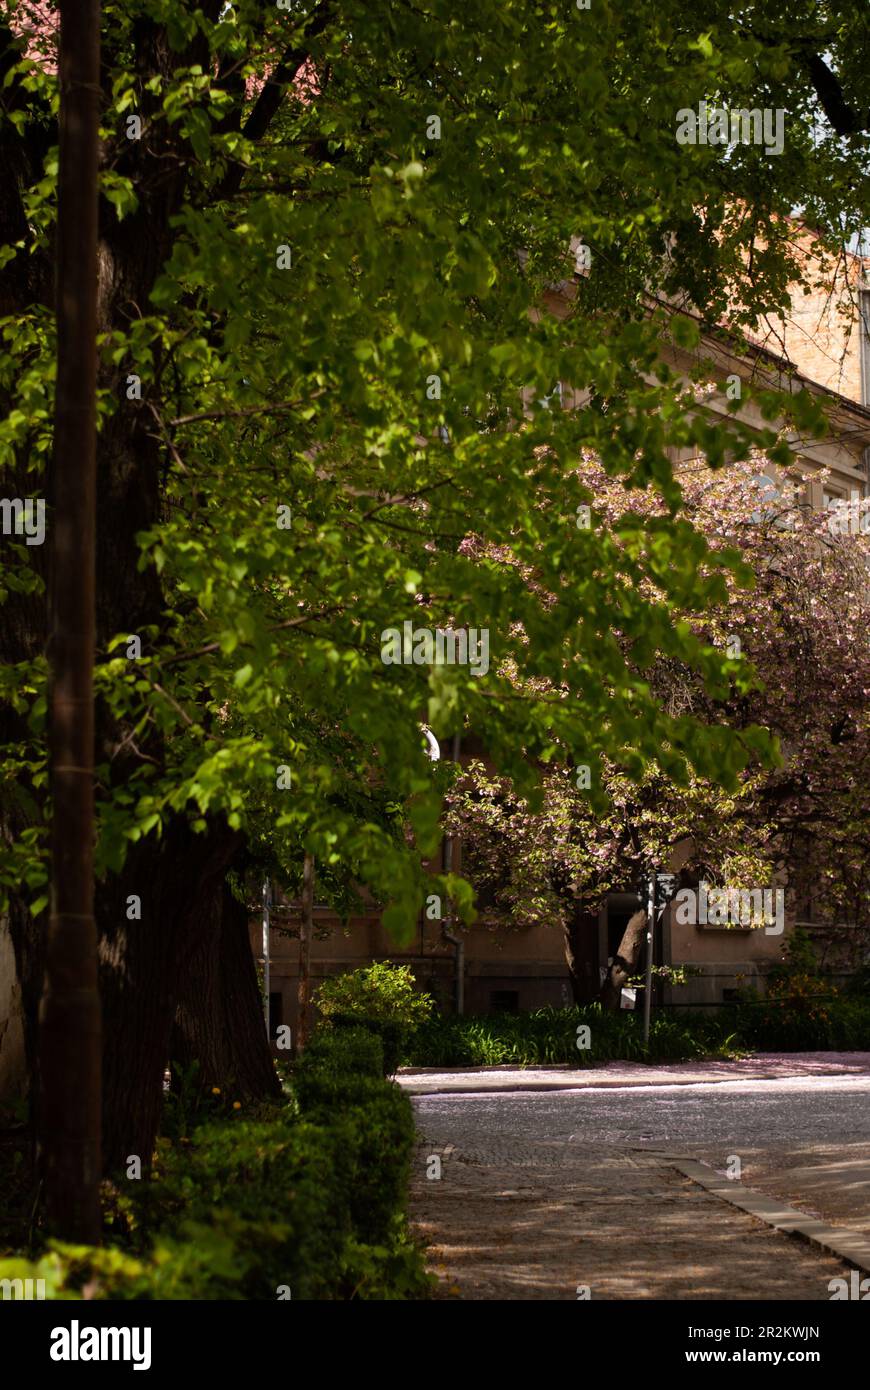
[409,1088,861,1300]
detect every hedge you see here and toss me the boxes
[401,998,870,1067]
[0,1026,431,1301]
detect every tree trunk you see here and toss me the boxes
[563,907,600,1004]
[170,879,281,1100]
[599,909,647,1012]
[296,851,315,1052]
[38,0,102,1243]
[95,817,241,1172]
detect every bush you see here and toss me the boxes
[730,991,870,1051]
[294,1025,417,1245]
[1,1023,432,1301]
[314,963,434,1075]
[844,964,870,998]
[727,925,864,1050]
[295,1024,385,1080]
[403,1004,739,1068]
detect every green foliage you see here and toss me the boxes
[161,1058,230,1141]
[314,963,435,1073]
[730,994,870,1052]
[315,963,435,1028]
[293,1024,418,1244]
[7,0,867,938]
[766,926,821,988]
[294,1024,385,1080]
[404,1004,740,1068]
[406,996,870,1066]
[0,1041,431,1300]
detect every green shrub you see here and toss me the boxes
[730,991,870,1051]
[293,1066,387,1115]
[844,964,870,998]
[2,1019,432,1301]
[294,1025,416,1246]
[296,1025,385,1080]
[314,963,434,1075]
[330,1091,416,1246]
[403,1004,740,1068]
[140,1114,353,1298]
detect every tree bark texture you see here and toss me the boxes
[39,0,103,1244]
[563,907,600,1004]
[170,878,281,1101]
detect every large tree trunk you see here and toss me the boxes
[39,0,102,1243]
[563,907,600,1004]
[95,818,240,1172]
[170,878,280,1100]
[599,909,647,1012]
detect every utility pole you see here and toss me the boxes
[296,851,315,1051]
[642,871,677,1045]
[642,872,655,1045]
[261,880,271,1039]
[440,732,464,1015]
[40,0,102,1241]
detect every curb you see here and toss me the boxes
[398,1067,870,1097]
[665,1155,870,1274]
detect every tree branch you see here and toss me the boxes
[804,52,868,136]
[215,0,334,201]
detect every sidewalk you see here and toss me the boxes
[410,1138,851,1300]
[398,1051,870,1095]
[407,1052,870,1298]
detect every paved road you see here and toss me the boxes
[414,1074,870,1154]
[409,1073,870,1299]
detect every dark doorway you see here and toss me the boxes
[268,991,283,1042]
[608,908,635,961]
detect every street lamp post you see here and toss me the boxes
[261,879,271,1040]
[641,870,677,1045]
[642,872,656,1045]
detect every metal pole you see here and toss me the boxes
[643,872,655,1044]
[262,879,271,1039]
[40,0,102,1242]
[441,732,465,1015]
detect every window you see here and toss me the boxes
[490,990,520,1014]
